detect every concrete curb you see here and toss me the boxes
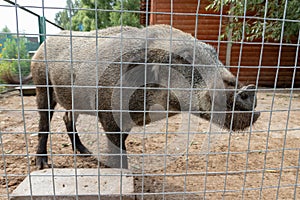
[11,168,134,200]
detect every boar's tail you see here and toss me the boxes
[1,70,32,84]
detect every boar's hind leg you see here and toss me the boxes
[63,112,92,155]
[36,86,57,169]
[105,130,129,169]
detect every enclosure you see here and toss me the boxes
[0,0,300,199]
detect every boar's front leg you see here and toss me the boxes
[63,112,92,155]
[99,112,130,169]
[105,131,129,169]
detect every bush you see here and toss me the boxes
[0,35,31,85]
[0,61,15,84]
[206,0,300,42]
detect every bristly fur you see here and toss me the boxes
[6,25,260,169]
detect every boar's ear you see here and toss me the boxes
[120,48,166,87]
[236,84,257,110]
[223,78,237,88]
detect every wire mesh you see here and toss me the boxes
[0,0,299,200]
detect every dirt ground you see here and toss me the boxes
[0,89,299,199]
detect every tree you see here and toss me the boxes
[0,26,11,39]
[110,0,141,27]
[55,0,80,30]
[206,0,300,42]
[55,0,141,31]
[55,0,115,31]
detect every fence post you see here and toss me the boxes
[38,16,46,44]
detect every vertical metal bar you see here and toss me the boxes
[13,1,34,199]
[141,1,151,199]
[118,1,125,199]
[223,0,248,197]
[162,1,174,199]
[241,0,269,197]
[65,2,80,199]
[203,0,225,198]
[254,1,270,199]
[294,149,300,199]
[225,4,233,67]
[38,1,58,198]
[273,0,288,198]
[38,16,46,44]
[0,131,10,199]
[292,30,300,200]
[93,1,102,200]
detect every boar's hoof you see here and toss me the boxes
[77,146,92,156]
[35,156,50,170]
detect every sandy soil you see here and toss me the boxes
[0,89,299,199]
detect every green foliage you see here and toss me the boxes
[0,27,12,52]
[2,38,29,59]
[0,35,31,84]
[0,61,15,84]
[110,0,141,27]
[206,0,300,42]
[55,0,115,31]
[55,0,141,31]
[54,0,80,30]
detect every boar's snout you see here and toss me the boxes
[224,84,260,131]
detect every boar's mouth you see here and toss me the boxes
[224,84,260,131]
[224,110,260,131]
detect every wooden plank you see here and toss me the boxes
[155,1,224,11]
[154,14,224,20]
[150,0,157,24]
[232,73,297,79]
[155,0,210,6]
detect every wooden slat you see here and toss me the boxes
[149,0,300,87]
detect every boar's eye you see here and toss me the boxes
[224,79,236,87]
[240,92,248,100]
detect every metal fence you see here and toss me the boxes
[0,1,299,199]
